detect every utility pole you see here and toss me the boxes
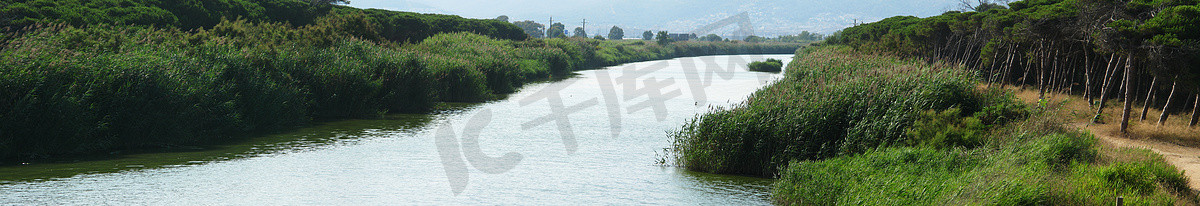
[547,16,553,37]
[582,19,588,33]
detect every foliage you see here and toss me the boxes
[572,27,587,38]
[747,58,784,72]
[0,0,527,43]
[671,46,986,176]
[699,34,723,42]
[547,23,566,38]
[642,30,654,40]
[513,20,544,38]
[905,108,987,149]
[607,26,624,40]
[774,130,1187,205]
[655,31,672,45]
[759,47,1190,206]
[823,0,1200,92]
[743,35,766,43]
[775,31,824,43]
[0,19,801,161]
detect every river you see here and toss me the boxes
[0,54,793,205]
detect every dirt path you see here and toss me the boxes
[1070,122,1200,190]
[1004,86,1200,191]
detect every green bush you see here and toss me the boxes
[971,91,1031,125]
[747,58,784,72]
[905,108,987,148]
[672,46,985,176]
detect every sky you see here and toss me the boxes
[347,0,963,37]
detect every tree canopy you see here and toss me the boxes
[573,27,588,38]
[608,26,625,40]
[513,20,545,38]
[825,0,1200,132]
[656,31,673,45]
[547,22,567,38]
[700,34,723,41]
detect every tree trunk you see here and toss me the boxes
[1050,45,1062,94]
[1120,53,1134,133]
[1021,51,1033,89]
[1038,42,1048,99]
[1094,53,1120,123]
[1065,54,1077,94]
[1158,78,1179,126]
[1084,46,1093,105]
[1001,44,1017,85]
[1190,94,1199,127]
[986,41,1004,88]
[1140,76,1157,121]
[1116,60,1128,101]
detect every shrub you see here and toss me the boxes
[747,58,784,72]
[905,108,987,148]
[672,46,984,176]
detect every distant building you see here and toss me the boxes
[668,33,697,41]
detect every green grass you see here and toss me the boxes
[0,17,801,163]
[671,46,992,177]
[672,46,1195,205]
[774,119,1190,205]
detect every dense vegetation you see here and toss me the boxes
[825,0,1200,131]
[672,46,997,177]
[0,1,801,162]
[673,46,1194,205]
[747,58,783,72]
[0,0,527,43]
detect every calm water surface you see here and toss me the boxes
[0,55,792,205]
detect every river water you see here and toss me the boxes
[0,54,792,205]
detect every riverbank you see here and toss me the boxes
[672,46,1196,205]
[1,54,791,205]
[0,18,800,163]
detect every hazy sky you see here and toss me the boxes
[348,0,962,36]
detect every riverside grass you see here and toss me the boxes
[671,46,1194,205]
[672,46,990,177]
[0,20,800,162]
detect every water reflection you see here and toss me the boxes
[0,55,792,205]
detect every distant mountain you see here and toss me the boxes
[349,0,960,37]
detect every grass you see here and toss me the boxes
[671,46,995,177]
[774,113,1191,205]
[0,19,802,163]
[671,45,1197,205]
